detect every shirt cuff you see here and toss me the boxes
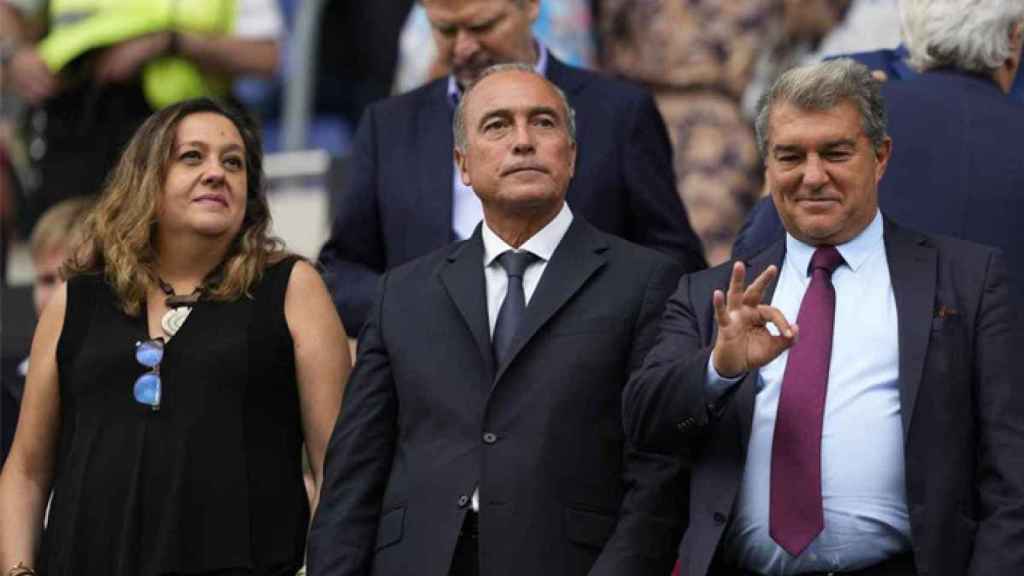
[705,356,745,403]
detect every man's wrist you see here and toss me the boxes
[710,348,744,380]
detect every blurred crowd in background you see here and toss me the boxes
[1,0,911,283]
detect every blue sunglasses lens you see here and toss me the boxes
[135,340,164,367]
[134,372,161,406]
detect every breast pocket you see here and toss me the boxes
[564,505,617,550]
[375,506,406,550]
[546,316,629,339]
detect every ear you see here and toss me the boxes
[567,140,577,177]
[1009,20,1024,75]
[874,136,893,182]
[453,146,472,187]
[524,0,540,24]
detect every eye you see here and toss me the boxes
[482,118,508,132]
[532,115,556,128]
[823,150,852,161]
[435,24,456,38]
[469,21,495,34]
[775,154,801,164]
[223,156,245,170]
[179,149,202,163]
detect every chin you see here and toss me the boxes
[191,218,243,239]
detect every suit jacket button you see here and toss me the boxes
[458,495,470,508]
[483,432,498,444]
[713,512,727,524]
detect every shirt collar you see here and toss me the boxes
[448,40,549,108]
[784,210,884,277]
[482,202,573,267]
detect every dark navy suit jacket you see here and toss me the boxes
[309,218,687,575]
[318,55,706,334]
[732,63,1024,310]
[626,220,1024,575]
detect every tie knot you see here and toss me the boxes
[497,250,538,279]
[808,246,844,276]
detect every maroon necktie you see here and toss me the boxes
[770,245,844,557]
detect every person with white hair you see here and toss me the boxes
[732,0,1024,315]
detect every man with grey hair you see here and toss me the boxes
[734,0,1024,314]
[317,0,706,339]
[309,65,687,576]
[625,58,1024,576]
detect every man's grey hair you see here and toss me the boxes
[900,0,1024,74]
[453,63,577,152]
[754,59,888,159]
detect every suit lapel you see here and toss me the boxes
[731,241,787,450]
[440,230,496,378]
[493,219,608,384]
[883,219,936,440]
[417,81,457,245]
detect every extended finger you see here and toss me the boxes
[713,289,730,329]
[725,261,747,310]
[757,304,796,339]
[743,265,778,307]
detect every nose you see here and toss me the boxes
[202,162,226,186]
[511,120,535,154]
[453,28,480,62]
[803,154,828,188]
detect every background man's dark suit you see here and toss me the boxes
[309,218,686,575]
[624,220,1024,576]
[318,55,706,334]
[732,67,1024,309]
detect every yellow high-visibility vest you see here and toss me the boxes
[38,0,236,109]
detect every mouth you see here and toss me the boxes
[793,197,840,208]
[193,194,228,207]
[502,165,548,177]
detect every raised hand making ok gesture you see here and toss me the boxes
[711,262,797,378]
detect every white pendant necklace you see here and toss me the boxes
[157,277,202,339]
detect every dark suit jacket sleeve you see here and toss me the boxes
[590,259,688,575]
[318,108,387,336]
[623,92,708,273]
[968,251,1024,574]
[731,195,785,261]
[308,274,398,576]
[622,271,732,455]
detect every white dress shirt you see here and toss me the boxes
[709,212,912,573]
[470,203,573,509]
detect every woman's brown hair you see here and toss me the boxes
[65,97,284,315]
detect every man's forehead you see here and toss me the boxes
[466,72,561,116]
[423,0,509,23]
[768,101,866,145]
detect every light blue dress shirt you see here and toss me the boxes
[450,44,550,240]
[709,212,912,573]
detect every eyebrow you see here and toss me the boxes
[477,106,561,129]
[772,138,857,153]
[178,140,245,154]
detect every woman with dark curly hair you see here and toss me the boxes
[0,98,351,576]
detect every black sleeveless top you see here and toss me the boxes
[41,257,308,576]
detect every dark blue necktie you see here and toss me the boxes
[493,250,538,366]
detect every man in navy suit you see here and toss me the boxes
[732,0,1024,310]
[317,0,705,335]
[308,65,686,576]
[625,59,1024,575]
